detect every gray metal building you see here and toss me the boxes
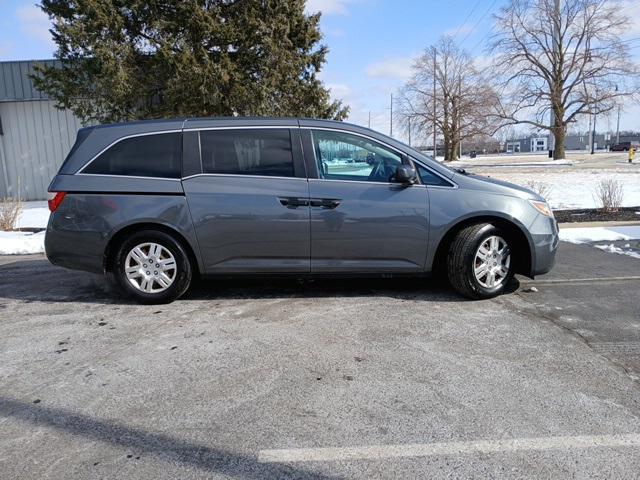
[0,60,83,200]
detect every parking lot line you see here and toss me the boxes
[521,275,640,286]
[258,434,640,463]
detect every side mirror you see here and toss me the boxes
[394,164,417,185]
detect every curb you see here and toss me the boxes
[558,221,640,229]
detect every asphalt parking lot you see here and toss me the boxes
[1,243,640,479]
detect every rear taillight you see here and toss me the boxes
[47,191,66,212]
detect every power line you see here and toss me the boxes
[469,24,497,56]
[617,36,640,44]
[451,0,484,38]
[459,0,499,47]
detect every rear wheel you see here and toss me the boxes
[447,223,514,300]
[112,230,192,304]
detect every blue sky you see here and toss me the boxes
[307,0,500,136]
[1,0,639,138]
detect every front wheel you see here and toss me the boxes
[447,224,514,300]
[112,230,192,304]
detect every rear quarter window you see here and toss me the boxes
[82,132,182,178]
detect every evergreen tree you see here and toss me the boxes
[33,0,348,123]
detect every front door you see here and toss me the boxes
[304,129,429,273]
[182,128,310,273]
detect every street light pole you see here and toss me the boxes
[390,93,393,137]
[549,0,561,158]
[433,48,437,159]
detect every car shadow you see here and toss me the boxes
[0,257,519,304]
[0,397,338,479]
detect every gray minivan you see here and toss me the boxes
[45,118,558,304]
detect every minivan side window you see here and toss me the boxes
[200,129,294,178]
[311,130,402,183]
[82,132,181,178]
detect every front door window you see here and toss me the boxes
[311,130,402,183]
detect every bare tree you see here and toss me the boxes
[396,36,502,161]
[0,197,23,232]
[491,0,640,159]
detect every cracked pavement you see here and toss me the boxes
[0,244,639,479]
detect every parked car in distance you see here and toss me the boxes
[45,118,558,304]
[610,141,639,151]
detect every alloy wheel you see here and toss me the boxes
[473,235,511,289]
[124,242,177,294]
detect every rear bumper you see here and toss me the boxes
[45,212,106,275]
[529,215,559,276]
[45,229,106,274]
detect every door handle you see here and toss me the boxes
[310,198,341,209]
[278,197,309,208]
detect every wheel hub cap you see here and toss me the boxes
[124,242,177,294]
[473,235,511,289]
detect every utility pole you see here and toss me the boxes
[390,93,393,137]
[368,111,371,129]
[615,85,620,145]
[590,84,598,155]
[432,48,437,159]
[458,75,462,159]
[549,0,560,158]
[408,117,412,147]
[591,107,597,154]
[587,113,592,151]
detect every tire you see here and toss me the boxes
[446,223,514,300]
[111,230,192,304]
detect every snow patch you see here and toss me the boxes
[594,243,640,259]
[450,159,572,168]
[0,201,49,255]
[16,201,50,229]
[559,226,640,244]
[486,171,640,209]
[560,225,640,260]
[0,231,45,255]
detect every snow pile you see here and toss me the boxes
[594,243,640,260]
[559,226,640,243]
[0,231,45,255]
[0,201,49,255]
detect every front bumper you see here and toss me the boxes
[529,214,559,276]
